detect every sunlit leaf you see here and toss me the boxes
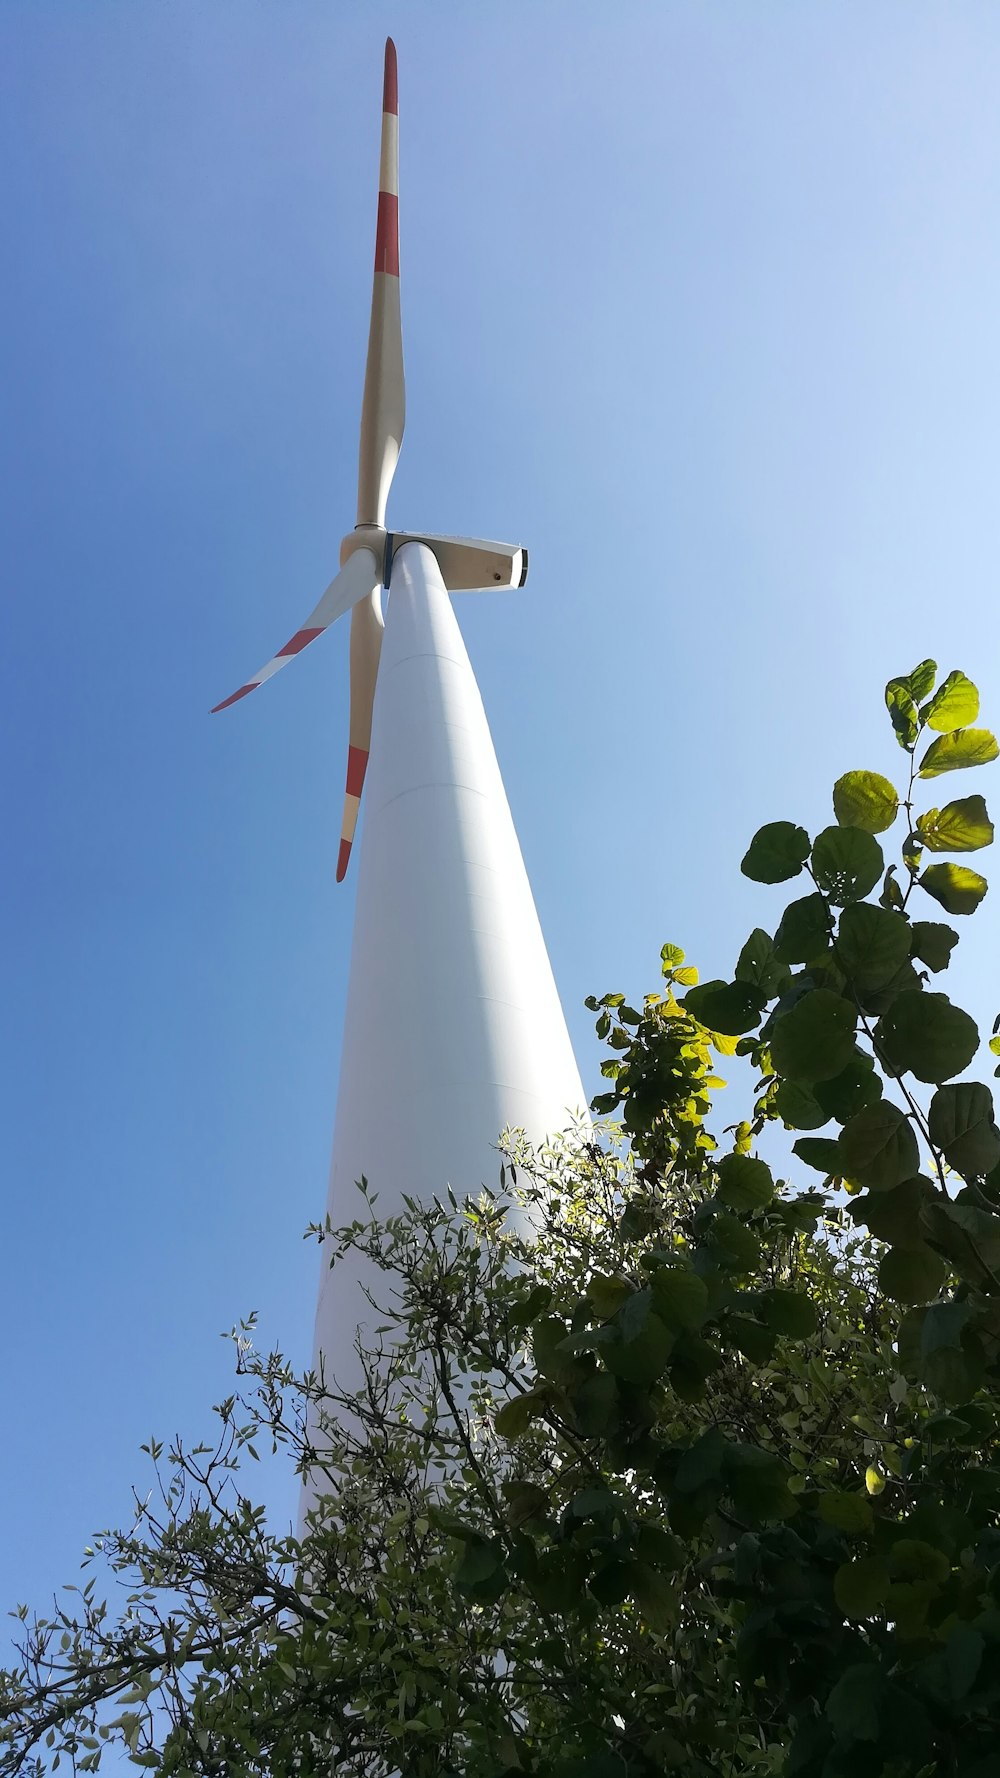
[919,728,998,778]
[919,862,988,915]
[923,669,979,733]
[916,794,993,853]
[832,770,899,834]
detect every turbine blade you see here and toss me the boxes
[336,590,385,881]
[356,38,404,528]
[211,548,380,713]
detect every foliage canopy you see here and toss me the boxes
[4,659,1000,1778]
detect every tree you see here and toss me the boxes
[3,659,1000,1778]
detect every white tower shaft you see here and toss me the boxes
[312,542,586,1371]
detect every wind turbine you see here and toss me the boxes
[214,40,586,1377]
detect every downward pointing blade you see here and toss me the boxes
[356,38,404,528]
[336,590,385,881]
[211,548,379,712]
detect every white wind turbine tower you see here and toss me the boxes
[214,40,586,1384]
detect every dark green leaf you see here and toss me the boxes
[717,1153,774,1210]
[674,1425,729,1493]
[909,920,958,972]
[773,893,831,964]
[928,1082,1000,1179]
[849,1176,933,1248]
[818,1492,874,1533]
[875,989,979,1083]
[885,679,920,751]
[919,861,988,915]
[770,989,857,1083]
[724,1313,776,1363]
[919,728,999,777]
[833,1560,889,1623]
[811,826,884,904]
[924,669,979,733]
[832,770,899,834]
[757,1288,818,1337]
[920,1197,1000,1287]
[773,1079,829,1129]
[814,1055,883,1123]
[649,1267,709,1330]
[793,1136,843,1175]
[741,821,811,884]
[735,928,791,995]
[724,1445,796,1522]
[709,1213,761,1273]
[683,979,767,1036]
[604,1305,674,1386]
[835,903,911,988]
[916,793,993,853]
[840,1101,919,1191]
[878,1244,948,1304]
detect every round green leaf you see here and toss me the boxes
[773,1079,829,1129]
[833,770,900,834]
[604,1308,674,1386]
[916,794,993,854]
[683,979,767,1036]
[735,928,790,995]
[770,988,857,1083]
[878,1243,948,1305]
[709,1213,760,1273]
[819,1491,874,1533]
[814,1055,883,1123]
[741,821,811,884]
[649,1266,709,1330]
[836,903,911,988]
[909,920,958,973]
[811,826,884,905]
[773,892,831,964]
[849,1176,933,1248]
[758,1287,817,1337]
[919,862,988,915]
[875,990,979,1084]
[924,669,980,733]
[840,1101,919,1191]
[919,728,999,778]
[717,1152,775,1210]
[793,1136,843,1175]
[928,1082,1000,1179]
[834,1556,889,1620]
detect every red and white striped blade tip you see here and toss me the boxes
[209,626,323,713]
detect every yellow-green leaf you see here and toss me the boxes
[919,729,998,778]
[923,669,979,733]
[919,862,988,916]
[832,770,899,834]
[916,794,993,853]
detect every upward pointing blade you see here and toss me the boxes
[356,38,404,528]
[211,548,380,712]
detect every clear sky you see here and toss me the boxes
[3,1,1000,1620]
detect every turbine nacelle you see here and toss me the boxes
[341,526,526,593]
[212,38,528,881]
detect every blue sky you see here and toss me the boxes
[3,1,1000,1619]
